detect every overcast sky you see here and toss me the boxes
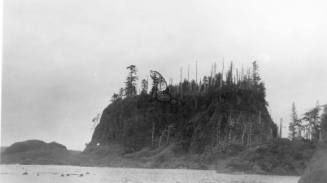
[2,0,327,150]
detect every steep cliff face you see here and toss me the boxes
[85,87,277,155]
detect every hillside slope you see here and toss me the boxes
[86,90,277,152]
[298,106,327,183]
[1,140,79,165]
[84,76,280,172]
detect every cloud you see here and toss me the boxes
[2,0,327,149]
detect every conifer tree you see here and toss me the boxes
[202,76,209,92]
[289,103,298,140]
[141,79,149,94]
[252,61,261,85]
[111,93,119,103]
[321,104,327,142]
[125,65,138,97]
[226,62,233,85]
[119,88,125,98]
[303,106,321,141]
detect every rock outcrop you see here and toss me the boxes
[85,88,278,161]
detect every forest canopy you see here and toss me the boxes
[88,61,277,154]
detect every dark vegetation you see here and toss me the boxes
[0,147,7,154]
[80,62,315,175]
[288,102,326,143]
[299,105,327,183]
[228,138,315,175]
[87,62,277,153]
[0,140,80,165]
[2,62,324,177]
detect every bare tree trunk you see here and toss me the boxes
[196,60,198,84]
[242,123,246,145]
[216,118,221,146]
[167,127,170,145]
[228,126,232,143]
[151,122,155,147]
[251,124,253,145]
[158,132,163,148]
[247,123,252,146]
[258,111,262,143]
[228,112,232,143]
[279,118,283,138]
[188,64,190,81]
[194,97,198,110]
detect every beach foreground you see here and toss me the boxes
[0,165,299,183]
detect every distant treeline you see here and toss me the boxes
[289,102,327,143]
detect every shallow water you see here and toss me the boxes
[0,165,299,183]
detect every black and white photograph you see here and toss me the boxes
[1,0,327,182]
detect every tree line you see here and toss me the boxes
[111,61,265,102]
[288,102,327,143]
[92,61,277,153]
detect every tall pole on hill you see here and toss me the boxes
[279,118,283,138]
[180,67,183,83]
[196,60,198,84]
[188,64,190,81]
[210,63,213,86]
[151,122,155,147]
[221,58,225,81]
[214,62,217,75]
[180,67,183,99]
